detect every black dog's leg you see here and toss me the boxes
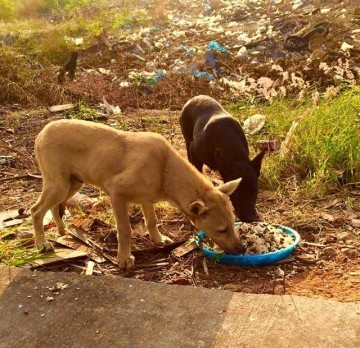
[185,140,192,162]
[189,143,203,173]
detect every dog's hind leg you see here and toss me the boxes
[110,194,135,270]
[50,178,84,236]
[51,206,66,236]
[141,203,173,246]
[31,178,70,252]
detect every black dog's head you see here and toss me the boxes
[216,149,265,222]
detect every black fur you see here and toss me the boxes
[180,95,265,222]
[58,51,78,83]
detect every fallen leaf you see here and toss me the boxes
[321,213,335,222]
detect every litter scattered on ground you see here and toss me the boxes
[47,0,360,109]
[100,97,122,115]
[243,114,266,135]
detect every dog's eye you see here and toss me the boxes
[218,228,227,234]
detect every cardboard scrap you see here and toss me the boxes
[30,248,88,267]
[54,235,106,263]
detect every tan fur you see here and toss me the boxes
[31,120,242,269]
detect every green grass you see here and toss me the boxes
[68,103,107,121]
[0,229,42,266]
[228,87,360,196]
[112,8,149,30]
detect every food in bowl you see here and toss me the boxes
[201,222,295,255]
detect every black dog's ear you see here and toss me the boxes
[215,148,225,170]
[251,150,266,176]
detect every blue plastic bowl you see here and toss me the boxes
[195,222,300,266]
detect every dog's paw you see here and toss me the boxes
[38,242,54,253]
[118,255,135,270]
[152,234,174,247]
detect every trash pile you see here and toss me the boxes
[70,0,360,108]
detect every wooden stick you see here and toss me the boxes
[0,174,41,183]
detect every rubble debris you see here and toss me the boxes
[48,104,76,113]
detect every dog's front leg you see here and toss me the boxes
[141,203,173,246]
[110,194,135,270]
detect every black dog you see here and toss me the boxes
[180,95,265,222]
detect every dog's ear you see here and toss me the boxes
[190,200,209,216]
[218,178,242,196]
[215,148,225,169]
[251,150,266,176]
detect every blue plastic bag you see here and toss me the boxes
[208,41,230,54]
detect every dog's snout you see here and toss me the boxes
[237,213,257,223]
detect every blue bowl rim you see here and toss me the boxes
[195,222,300,260]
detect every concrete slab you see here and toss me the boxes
[0,265,359,348]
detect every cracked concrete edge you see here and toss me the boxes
[0,264,23,295]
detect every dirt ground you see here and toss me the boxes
[1,107,359,303]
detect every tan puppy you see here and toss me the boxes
[31,120,242,269]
